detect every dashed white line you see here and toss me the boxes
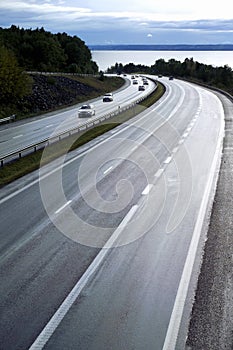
[142,184,153,195]
[103,166,113,175]
[46,124,53,128]
[55,200,72,214]
[13,134,23,139]
[28,204,138,350]
[183,132,189,138]
[172,147,178,154]
[155,168,164,178]
[164,156,172,164]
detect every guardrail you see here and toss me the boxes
[0,114,16,125]
[0,79,157,167]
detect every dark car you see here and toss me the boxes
[103,93,113,102]
[138,85,145,91]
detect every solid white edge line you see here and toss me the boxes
[28,204,138,350]
[162,97,225,350]
[55,200,72,214]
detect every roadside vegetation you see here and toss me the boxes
[107,59,233,95]
[0,25,109,120]
[0,72,124,120]
[0,82,165,186]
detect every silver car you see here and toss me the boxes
[78,104,95,117]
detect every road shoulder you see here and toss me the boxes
[186,92,233,349]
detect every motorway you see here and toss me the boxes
[0,75,155,159]
[0,77,224,350]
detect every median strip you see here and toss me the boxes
[0,82,165,187]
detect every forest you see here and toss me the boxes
[0,25,98,73]
[107,58,233,94]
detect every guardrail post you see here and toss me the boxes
[1,160,3,167]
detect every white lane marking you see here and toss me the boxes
[183,132,189,138]
[178,139,184,145]
[142,184,153,195]
[164,156,172,164]
[0,79,190,206]
[103,166,113,175]
[28,204,139,350]
[162,96,225,350]
[172,147,178,154]
[55,200,72,214]
[110,129,119,134]
[131,146,138,152]
[46,124,53,128]
[13,134,23,139]
[155,168,164,178]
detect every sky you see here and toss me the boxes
[0,0,233,45]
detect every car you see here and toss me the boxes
[138,85,145,91]
[78,104,95,117]
[131,75,135,79]
[133,80,138,84]
[103,93,113,102]
[158,74,163,78]
[143,80,149,85]
[169,76,174,80]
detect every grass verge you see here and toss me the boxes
[0,81,165,187]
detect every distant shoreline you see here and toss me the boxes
[89,44,233,51]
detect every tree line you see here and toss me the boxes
[107,58,233,94]
[0,25,99,106]
[0,25,98,73]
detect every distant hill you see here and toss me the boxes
[89,44,233,51]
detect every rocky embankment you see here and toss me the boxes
[19,74,97,115]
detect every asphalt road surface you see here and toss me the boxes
[0,75,155,158]
[0,77,224,350]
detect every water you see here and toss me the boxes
[91,50,233,72]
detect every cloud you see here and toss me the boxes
[0,0,233,44]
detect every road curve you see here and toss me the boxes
[0,77,224,350]
[0,75,155,159]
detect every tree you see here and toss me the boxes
[0,46,32,104]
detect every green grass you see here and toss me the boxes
[0,82,165,187]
